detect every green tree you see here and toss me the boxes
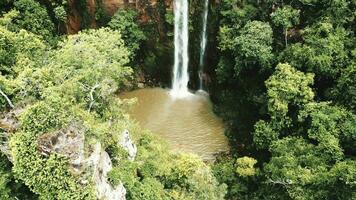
[15,28,133,116]
[218,20,273,77]
[0,153,38,200]
[219,0,258,27]
[12,0,55,42]
[0,153,12,200]
[235,156,257,177]
[271,6,300,47]
[108,9,146,58]
[279,22,349,79]
[0,26,46,76]
[252,63,355,200]
[0,25,46,110]
[254,63,314,150]
[265,63,314,122]
[332,63,356,111]
[262,135,355,200]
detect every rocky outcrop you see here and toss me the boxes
[88,142,126,200]
[66,0,82,34]
[120,129,137,160]
[102,0,173,17]
[101,0,127,16]
[0,108,22,133]
[37,121,86,172]
[0,107,24,162]
[36,121,138,200]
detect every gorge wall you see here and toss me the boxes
[64,0,221,90]
[65,0,173,34]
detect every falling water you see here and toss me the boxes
[171,0,190,98]
[198,0,209,91]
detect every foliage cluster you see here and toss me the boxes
[212,0,355,199]
[108,132,226,200]
[0,23,133,198]
[0,0,56,42]
[108,9,146,58]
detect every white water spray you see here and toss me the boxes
[198,0,209,91]
[171,0,190,98]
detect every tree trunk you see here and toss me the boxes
[88,84,100,112]
[0,89,14,108]
[285,29,288,47]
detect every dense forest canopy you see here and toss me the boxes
[212,0,355,199]
[0,0,355,199]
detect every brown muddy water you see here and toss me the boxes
[120,88,229,160]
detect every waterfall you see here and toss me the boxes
[171,0,190,98]
[198,0,209,91]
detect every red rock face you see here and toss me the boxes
[65,0,173,34]
[66,0,82,34]
[102,0,126,16]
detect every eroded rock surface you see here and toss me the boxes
[0,107,24,162]
[37,121,86,171]
[37,122,139,200]
[120,129,137,160]
[88,143,126,200]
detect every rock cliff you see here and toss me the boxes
[66,0,173,34]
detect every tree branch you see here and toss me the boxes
[266,178,294,186]
[88,83,100,112]
[285,29,288,47]
[0,88,14,108]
